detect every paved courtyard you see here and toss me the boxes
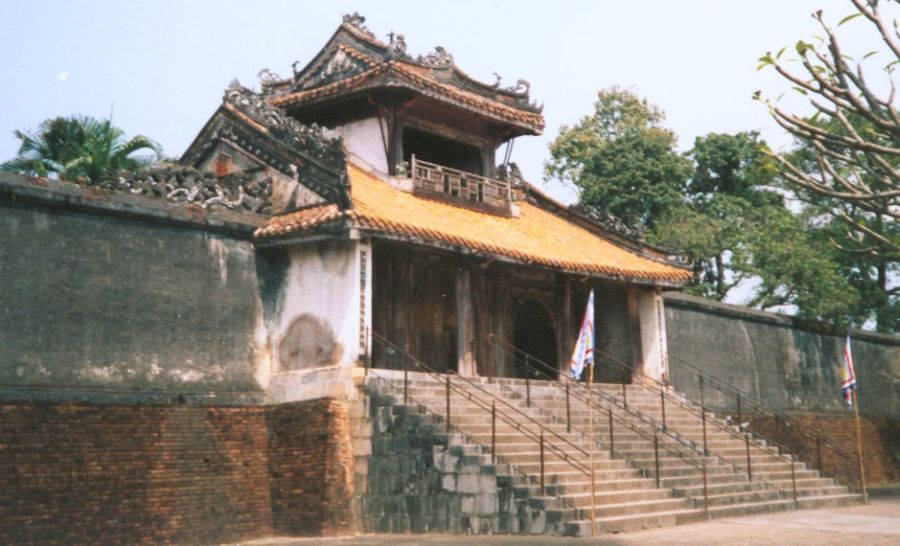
[233,498,900,546]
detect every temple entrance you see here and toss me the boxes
[512,298,557,379]
[412,265,458,373]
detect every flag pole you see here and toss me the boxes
[852,390,869,504]
[587,362,596,536]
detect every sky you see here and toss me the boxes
[0,0,889,205]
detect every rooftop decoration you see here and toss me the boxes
[95,165,273,214]
[262,13,544,134]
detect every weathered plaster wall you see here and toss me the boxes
[665,293,900,418]
[0,194,267,404]
[637,288,668,381]
[340,118,388,173]
[263,238,368,401]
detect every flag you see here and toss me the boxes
[569,290,595,380]
[840,334,857,408]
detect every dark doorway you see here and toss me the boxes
[403,127,483,175]
[412,265,458,373]
[513,298,557,379]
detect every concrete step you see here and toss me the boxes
[558,487,673,507]
[563,507,706,536]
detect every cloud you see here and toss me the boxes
[56,71,69,81]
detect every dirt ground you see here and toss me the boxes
[231,497,900,546]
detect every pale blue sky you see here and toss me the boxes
[0,0,888,203]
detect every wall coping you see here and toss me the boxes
[0,171,267,239]
[664,292,900,347]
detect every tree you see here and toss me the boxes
[1,115,161,184]
[648,132,779,300]
[545,87,692,229]
[754,0,900,257]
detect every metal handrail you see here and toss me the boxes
[371,332,593,482]
[482,343,716,506]
[665,352,865,493]
[667,352,859,460]
[488,334,798,502]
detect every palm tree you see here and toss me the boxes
[1,115,161,184]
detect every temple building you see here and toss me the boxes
[1,13,873,544]
[179,12,692,401]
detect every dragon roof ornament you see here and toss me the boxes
[342,12,375,39]
[222,81,344,166]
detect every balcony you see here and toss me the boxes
[408,155,514,216]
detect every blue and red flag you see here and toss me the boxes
[569,290,595,381]
[840,334,857,408]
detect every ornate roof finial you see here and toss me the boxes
[506,79,531,96]
[258,68,282,86]
[342,12,374,39]
[417,46,454,68]
[387,32,407,58]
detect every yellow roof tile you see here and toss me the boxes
[256,162,692,284]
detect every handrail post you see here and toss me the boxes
[608,408,615,455]
[565,383,572,434]
[745,433,753,481]
[491,400,496,464]
[700,375,708,456]
[445,374,451,433]
[540,429,546,496]
[654,432,661,489]
[775,414,781,443]
[660,386,667,432]
[526,375,531,408]
[736,392,742,427]
[621,382,627,410]
[702,456,710,516]
[403,363,409,405]
[701,404,709,457]
[790,455,798,508]
[816,436,822,473]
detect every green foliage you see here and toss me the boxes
[545,87,692,229]
[1,115,161,184]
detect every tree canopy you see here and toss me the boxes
[545,87,692,229]
[755,0,899,330]
[545,87,864,327]
[1,115,161,184]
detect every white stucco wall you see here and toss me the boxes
[339,117,388,173]
[266,239,372,402]
[638,288,669,381]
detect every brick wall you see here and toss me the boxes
[0,402,272,545]
[267,399,354,536]
[747,414,900,488]
[0,398,357,545]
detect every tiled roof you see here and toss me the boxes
[256,163,691,284]
[268,61,545,131]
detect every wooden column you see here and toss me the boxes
[627,286,643,381]
[557,275,574,379]
[456,265,477,377]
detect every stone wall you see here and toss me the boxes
[359,390,521,534]
[665,293,900,418]
[747,414,900,487]
[0,172,269,405]
[0,402,273,545]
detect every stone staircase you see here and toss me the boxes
[364,372,862,536]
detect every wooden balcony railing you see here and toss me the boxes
[409,155,513,216]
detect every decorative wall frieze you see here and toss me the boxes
[95,166,273,214]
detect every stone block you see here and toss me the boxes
[352,437,372,456]
[460,495,475,515]
[441,474,456,492]
[476,493,498,515]
[457,473,479,494]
